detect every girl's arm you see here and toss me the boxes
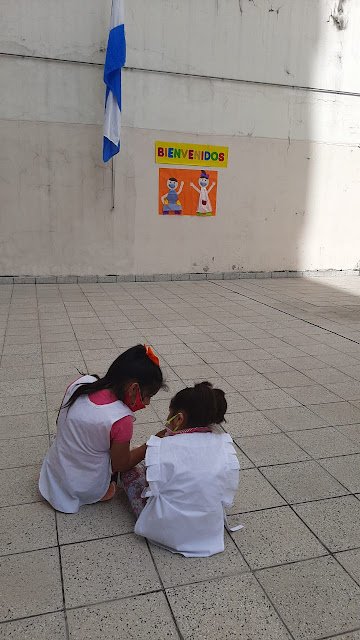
[110,428,167,472]
[176,181,184,195]
[208,182,216,194]
[111,441,146,472]
[189,182,200,193]
[161,194,167,204]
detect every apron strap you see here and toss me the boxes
[223,507,244,533]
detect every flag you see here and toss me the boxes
[103,0,126,162]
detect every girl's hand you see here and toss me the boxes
[155,428,167,438]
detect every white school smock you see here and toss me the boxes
[39,375,134,513]
[134,432,240,557]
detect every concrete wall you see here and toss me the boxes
[0,0,359,276]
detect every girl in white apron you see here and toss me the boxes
[121,382,242,557]
[39,345,165,514]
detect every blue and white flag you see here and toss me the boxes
[103,0,126,163]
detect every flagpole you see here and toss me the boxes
[111,156,115,210]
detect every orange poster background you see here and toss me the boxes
[159,168,218,216]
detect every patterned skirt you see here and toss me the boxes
[119,461,148,519]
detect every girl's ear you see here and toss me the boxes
[125,381,138,404]
[173,412,185,431]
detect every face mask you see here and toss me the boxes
[165,413,181,434]
[124,385,146,412]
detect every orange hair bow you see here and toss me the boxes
[144,344,160,367]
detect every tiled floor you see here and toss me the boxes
[1,276,360,639]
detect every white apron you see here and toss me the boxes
[197,187,212,214]
[39,376,134,513]
[135,432,240,557]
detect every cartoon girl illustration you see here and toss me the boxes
[161,177,184,215]
[190,170,216,216]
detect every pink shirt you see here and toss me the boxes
[89,389,134,443]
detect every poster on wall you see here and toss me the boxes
[156,141,228,168]
[159,168,218,217]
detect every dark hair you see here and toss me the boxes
[168,177,178,183]
[170,381,227,429]
[64,344,164,409]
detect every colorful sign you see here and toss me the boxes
[159,168,218,217]
[156,141,228,168]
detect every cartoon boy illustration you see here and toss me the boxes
[190,170,216,216]
[161,177,184,215]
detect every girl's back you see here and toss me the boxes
[135,431,239,557]
[39,375,134,513]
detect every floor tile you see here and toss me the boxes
[42,351,83,365]
[230,506,326,569]
[0,548,63,622]
[224,394,259,414]
[294,496,360,552]
[305,367,355,384]
[234,348,274,361]
[326,632,360,639]
[199,351,241,364]
[0,466,43,507]
[173,364,217,379]
[263,406,328,431]
[0,365,44,381]
[307,402,360,426]
[236,433,310,466]
[233,442,255,469]
[1,354,42,368]
[0,612,67,639]
[0,413,48,440]
[166,573,290,640]
[162,353,203,366]
[320,454,360,493]
[56,491,135,545]
[42,340,80,353]
[284,385,342,404]
[256,556,360,640]
[249,359,294,374]
[336,424,360,446]
[211,361,257,376]
[4,334,40,345]
[263,370,314,387]
[224,411,280,437]
[43,363,86,378]
[67,593,179,640]
[0,502,56,556]
[282,356,328,371]
[2,343,41,356]
[335,548,360,586]
[241,389,300,410]
[261,461,349,503]
[289,427,359,459]
[0,436,49,470]
[45,374,79,393]
[61,534,161,608]
[0,394,46,416]
[150,533,248,588]
[324,381,360,401]
[227,468,286,514]
[0,378,44,397]
[224,374,275,392]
